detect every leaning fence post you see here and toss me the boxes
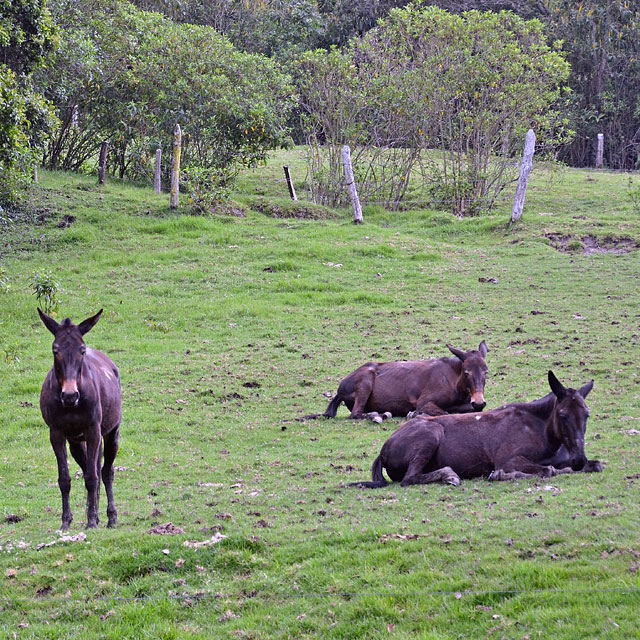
[33,165,38,183]
[283,165,297,201]
[98,141,109,185]
[154,148,162,194]
[510,129,536,227]
[170,124,182,209]
[596,133,604,169]
[342,145,363,224]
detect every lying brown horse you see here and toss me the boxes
[351,371,602,488]
[306,341,488,420]
[39,309,121,529]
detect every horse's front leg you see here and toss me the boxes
[488,456,554,481]
[444,403,477,414]
[546,459,603,476]
[50,430,73,530]
[84,430,102,528]
[408,398,447,418]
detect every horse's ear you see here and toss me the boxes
[578,379,594,399]
[78,309,103,335]
[548,370,566,400]
[478,340,488,358]
[447,344,466,361]
[38,308,60,335]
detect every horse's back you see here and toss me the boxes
[434,406,547,475]
[86,349,122,430]
[370,358,459,410]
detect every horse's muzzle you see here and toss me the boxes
[61,391,79,407]
[471,400,486,411]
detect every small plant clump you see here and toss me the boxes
[0,267,9,293]
[627,176,640,214]
[31,269,60,314]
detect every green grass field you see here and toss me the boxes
[0,151,639,639]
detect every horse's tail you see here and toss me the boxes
[322,394,342,418]
[297,392,342,421]
[349,455,388,488]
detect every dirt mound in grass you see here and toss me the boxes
[250,196,336,220]
[546,233,640,254]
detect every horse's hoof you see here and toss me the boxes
[61,522,71,531]
[584,460,603,473]
[107,519,117,528]
[407,411,416,419]
[447,476,460,486]
[371,415,383,424]
[382,412,392,420]
[86,522,98,529]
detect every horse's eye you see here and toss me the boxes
[80,348,86,355]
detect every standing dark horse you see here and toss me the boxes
[306,341,488,420]
[39,308,121,529]
[351,371,602,488]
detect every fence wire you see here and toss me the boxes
[2,586,639,607]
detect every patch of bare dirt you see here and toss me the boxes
[250,196,335,220]
[546,233,640,254]
[149,522,185,535]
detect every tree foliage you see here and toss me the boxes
[0,0,58,203]
[297,5,570,215]
[546,0,640,169]
[42,0,296,202]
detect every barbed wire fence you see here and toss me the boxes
[2,586,639,608]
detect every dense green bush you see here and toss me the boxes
[42,0,297,202]
[0,0,58,204]
[297,5,571,215]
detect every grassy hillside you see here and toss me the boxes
[0,151,639,638]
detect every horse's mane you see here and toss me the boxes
[496,391,556,417]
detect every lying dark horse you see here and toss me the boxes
[352,371,602,488]
[306,341,488,420]
[39,308,122,529]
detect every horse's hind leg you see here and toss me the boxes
[346,367,376,419]
[401,466,461,487]
[102,426,120,527]
[68,441,87,475]
[397,426,457,485]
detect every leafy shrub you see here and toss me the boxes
[42,2,296,191]
[297,6,571,216]
[183,166,233,215]
[31,269,60,314]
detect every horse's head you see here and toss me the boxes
[38,308,103,407]
[448,340,489,411]
[548,370,593,471]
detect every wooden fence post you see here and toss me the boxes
[98,141,109,185]
[170,124,182,209]
[342,145,363,224]
[283,165,297,201]
[596,133,604,168]
[510,129,536,227]
[33,166,38,183]
[154,148,162,194]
